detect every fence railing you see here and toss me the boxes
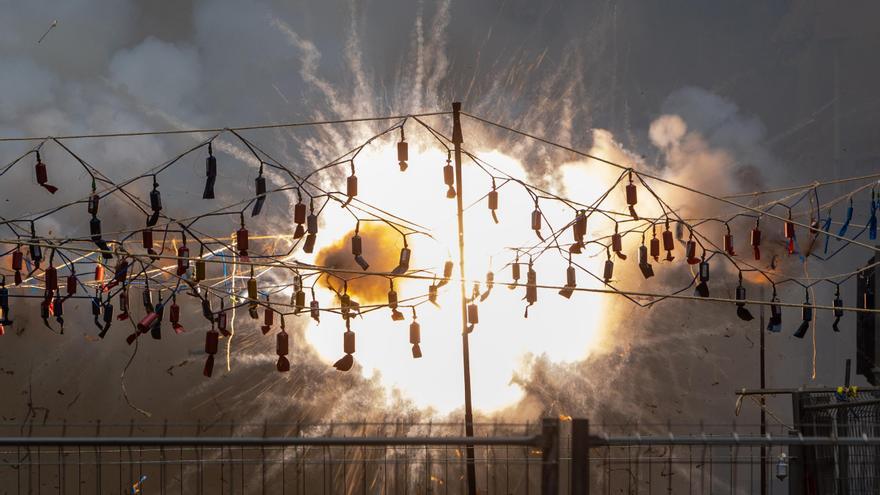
[0,419,557,495]
[572,419,880,494]
[5,418,880,494]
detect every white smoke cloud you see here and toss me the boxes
[108,38,202,116]
[0,0,843,447]
[656,87,771,198]
[0,58,58,121]
[648,114,687,150]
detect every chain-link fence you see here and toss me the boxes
[792,390,880,494]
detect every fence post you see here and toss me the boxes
[542,418,560,495]
[571,419,589,494]
[789,391,804,495]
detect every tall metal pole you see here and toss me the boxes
[451,101,478,495]
[759,286,767,495]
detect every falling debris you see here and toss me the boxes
[37,20,58,44]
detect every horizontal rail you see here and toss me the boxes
[0,435,542,447]
[735,387,880,396]
[590,434,880,447]
[801,398,880,410]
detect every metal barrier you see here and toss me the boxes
[792,390,880,494]
[568,419,880,494]
[8,416,880,494]
[0,418,559,494]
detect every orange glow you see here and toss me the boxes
[314,223,404,304]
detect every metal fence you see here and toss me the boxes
[6,418,880,494]
[791,390,880,494]
[571,420,880,494]
[0,419,556,495]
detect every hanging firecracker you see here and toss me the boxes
[343,162,358,207]
[203,142,217,199]
[136,303,162,335]
[751,219,762,261]
[734,272,753,321]
[838,197,853,238]
[261,301,274,335]
[508,256,521,290]
[391,243,411,275]
[694,256,710,297]
[625,171,638,219]
[170,296,184,334]
[276,320,290,372]
[237,223,249,260]
[177,242,190,276]
[44,264,57,293]
[217,300,230,337]
[638,237,654,279]
[388,281,404,321]
[611,223,627,260]
[303,201,318,254]
[558,261,577,298]
[685,232,700,265]
[147,179,162,227]
[292,287,305,314]
[293,191,307,239]
[0,279,12,329]
[531,200,543,241]
[443,152,456,198]
[410,309,422,359]
[252,168,267,216]
[98,301,114,339]
[203,328,219,377]
[793,289,812,338]
[11,249,22,286]
[117,289,130,321]
[351,224,369,270]
[434,260,453,289]
[870,189,878,241]
[247,272,258,319]
[397,126,408,172]
[662,220,675,261]
[87,191,99,216]
[142,228,153,251]
[784,210,796,255]
[310,290,320,323]
[723,223,736,256]
[603,249,614,284]
[333,320,355,371]
[428,283,438,306]
[194,254,206,283]
[524,261,537,318]
[66,273,77,296]
[34,152,58,194]
[52,291,64,332]
[102,258,130,291]
[149,292,164,340]
[487,180,498,222]
[570,210,587,254]
[832,285,843,332]
[480,270,495,302]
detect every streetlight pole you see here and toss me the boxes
[451,101,478,495]
[760,286,767,495]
